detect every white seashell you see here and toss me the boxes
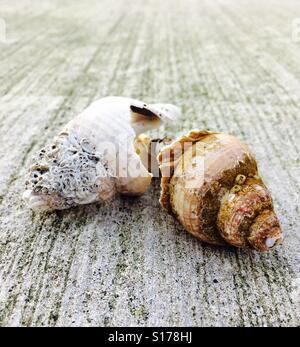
[23,96,180,210]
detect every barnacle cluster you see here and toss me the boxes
[24,131,114,210]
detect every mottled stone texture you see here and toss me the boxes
[0,0,299,326]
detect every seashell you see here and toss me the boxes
[157,129,282,251]
[134,134,172,178]
[23,96,180,210]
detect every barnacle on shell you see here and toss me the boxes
[23,97,180,210]
[157,129,282,251]
[24,131,114,210]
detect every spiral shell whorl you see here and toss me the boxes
[248,210,282,251]
[217,176,282,250]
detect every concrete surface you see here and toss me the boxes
[0,0,299,326]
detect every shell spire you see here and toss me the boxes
[23,96,180,211]
[157,129,282,251]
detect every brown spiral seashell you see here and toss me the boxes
[157,129,282,251]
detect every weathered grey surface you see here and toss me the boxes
[0,0,299,327]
